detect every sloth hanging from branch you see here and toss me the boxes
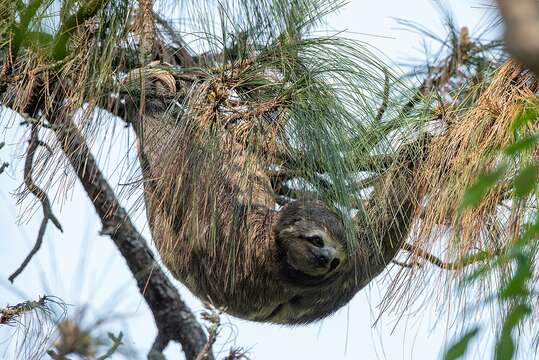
[124,46,426,324]
[120,4,516,325]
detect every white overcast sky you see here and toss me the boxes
[0,1,514,360]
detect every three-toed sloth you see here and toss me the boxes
[134,99,418,325]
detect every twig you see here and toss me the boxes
[9,125,63,283]
[0,295,48,325]
[391,259,420,268]
[97,332,124,360]
[374,68,390,122]
[52,121,212,360]
[401,243,498,270]
[195,304,223,360]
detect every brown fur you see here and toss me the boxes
[134,97,419,324]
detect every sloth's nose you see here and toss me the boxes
[314,247,336,266]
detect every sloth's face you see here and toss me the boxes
[276,201,347,285]
[286,227,343,276]
[279,222,345,278]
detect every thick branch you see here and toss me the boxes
[52,122,212,360]
[497,0,539,76]
[149,331,168,357]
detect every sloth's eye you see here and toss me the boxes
[306,235,324,248]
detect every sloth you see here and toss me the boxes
[132,88,418,325]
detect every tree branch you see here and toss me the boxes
[9,124,63,283]
[51,121,212,360]
[401,243,498,270]
[497,0,539,76]
[149,331,169,358]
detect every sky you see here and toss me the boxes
[0,1,513,360]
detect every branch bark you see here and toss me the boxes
[51,121,212,360]
[497,0,539,76]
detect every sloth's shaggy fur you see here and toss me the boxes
[133,81,420,324]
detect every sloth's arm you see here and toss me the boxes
[347,144,421,288]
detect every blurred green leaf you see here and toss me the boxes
[511,104,539,132]
[513,164,538,198]
[444,327,480,360]
[495,304,532,360]
[521,221,539,243]
[460,165,507,210]
[22,31,54,48]
[460,262,495,286]
[504,134,539,156]
[500,254,532,299]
